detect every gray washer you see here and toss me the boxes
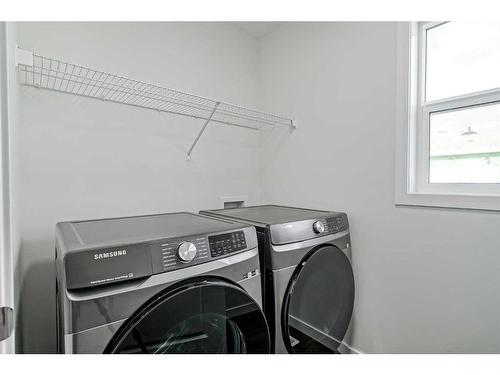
[56,212,270,353]
[200,205,354,354]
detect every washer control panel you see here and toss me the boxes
[150,230,249,274]
[320,215,348,234]
[153,236,210,273]
[209,231,247,258]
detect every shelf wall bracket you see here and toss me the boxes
[15,47,33,68]
[186,101,220,161]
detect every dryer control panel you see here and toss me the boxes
[268,212,349,245]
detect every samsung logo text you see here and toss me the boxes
[94,250,127,260]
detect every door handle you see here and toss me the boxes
[0,307,14,342]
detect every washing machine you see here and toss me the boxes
[55,212,270,354]
[200,205,355,354]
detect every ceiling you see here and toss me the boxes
[233,22,285,39]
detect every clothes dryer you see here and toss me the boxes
[200,205,354,354]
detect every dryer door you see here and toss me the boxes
[282,245,354,353]
[104,277,270,354]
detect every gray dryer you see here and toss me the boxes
[200,205,354,354]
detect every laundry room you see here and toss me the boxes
[2,1,500,372]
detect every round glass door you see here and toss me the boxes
[282,245,355,353]
[105,278,270,354]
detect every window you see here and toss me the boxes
[425,22,500,101]
[429,102,500,184]
[395,22,500,211]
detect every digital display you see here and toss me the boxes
[326,216,346,233]
[209,231,246,258]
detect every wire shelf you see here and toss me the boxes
[17,52,295,134]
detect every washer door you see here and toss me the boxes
[105,278,270,354]
[282,245,355,353]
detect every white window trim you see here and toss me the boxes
[395,22,500,211]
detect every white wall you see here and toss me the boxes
[258,22,500,353]
[17,22,263,353]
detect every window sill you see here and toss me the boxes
[395,191,500,211]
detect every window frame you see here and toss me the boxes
[395,22,500,211]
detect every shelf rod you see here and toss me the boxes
[186,102,220,160]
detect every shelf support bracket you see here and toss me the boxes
[186,102,220,160]
[15,47,34,67]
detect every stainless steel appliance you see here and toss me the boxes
[56,212,270,354]
[200,205,354,354]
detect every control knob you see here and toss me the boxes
[313,221,325,234]
[177,241,197,263]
